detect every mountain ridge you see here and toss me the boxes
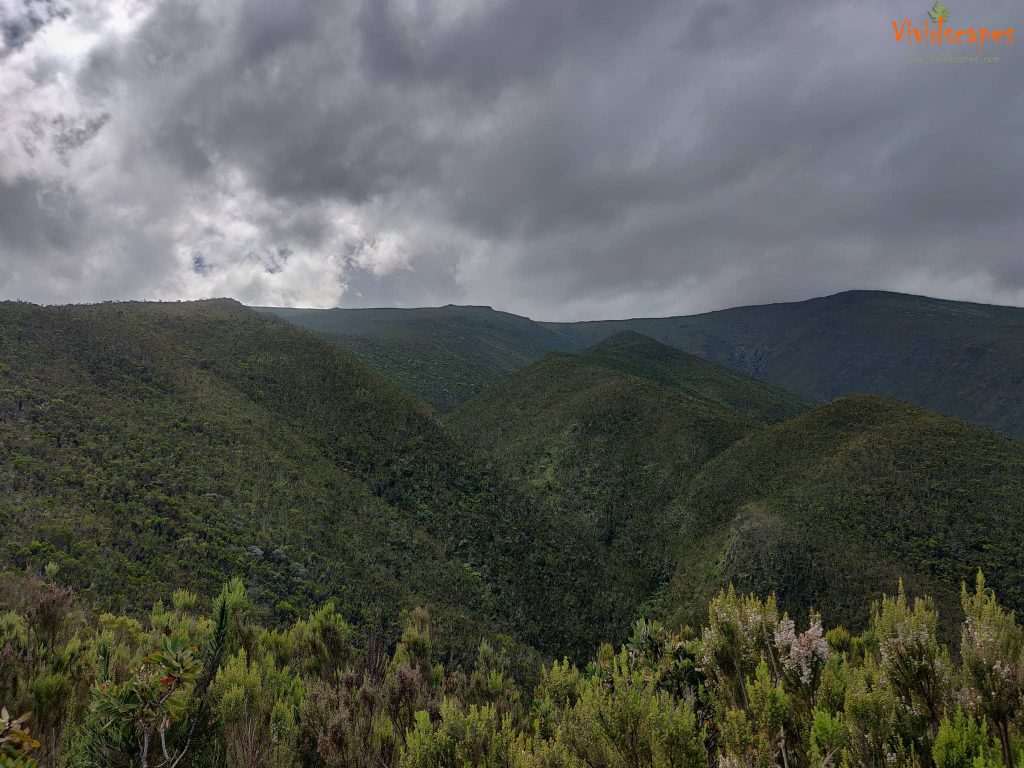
[257,304,580,412]
[258,289,1024,436]
[0,299,569,658]
[664,393,1024,637]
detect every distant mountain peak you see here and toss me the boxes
[442,303,495,311]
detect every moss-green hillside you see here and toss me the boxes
[258,305,580,412]
[582,331,812,422]
[665,395,1024,638]
[0,299,559,657]
[450,353,759,649]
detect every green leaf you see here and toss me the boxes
[928,1,950,22]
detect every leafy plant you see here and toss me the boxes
[928,2,951,22]
[0,709,39,767]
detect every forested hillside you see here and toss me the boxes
[0,299,564,659]
[450,352,758,649]
[258,305,580,412]
[5,299,1024,654]
[4,298,1024,767]
[262,292,1024,438]
[664,395,1024,638]
[581,331,811,422]
[547,290,1024,438]
[450,340,1024,647]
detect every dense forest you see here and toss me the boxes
[268,292,1024,439]
[547,291,1024,440]
[2,297,1024,765]
[449,338,1024,647]
[258,306,579,413]
[0,299,576,660]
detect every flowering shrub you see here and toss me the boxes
[2,571,1023,768]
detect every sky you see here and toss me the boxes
[0,0,1021,321]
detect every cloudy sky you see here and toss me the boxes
[0,0,1021,320]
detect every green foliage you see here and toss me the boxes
[0,574,88,767]
[664,396,1024,641]
[808,708,846,767]
[960,572,1024,768]
[210,649,303,767]
[452,353,757,654]
[719,661,790,768]
[547,290,1024,440]
[401,702,520,768]
[260,600,354,681]
[1,571,1023,768]
[259,304,580,413]
[932,709,1001,768]
[557,652,705,768]
[873,585,950,733]
[0,299,573,661]
[0,708,39,767]
[88,635,201,762]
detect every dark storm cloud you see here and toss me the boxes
[356,0,671,99]
[0,0,1021,316]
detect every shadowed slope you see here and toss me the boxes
[451,353,758,651]
[546,290,1024,438]
[664,395,1024,638]
[258,304,581,412]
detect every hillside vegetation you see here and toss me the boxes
[5,567,1024,768]
[262,291,1024,438]
[0,299,563,657]
[664,395,1024,637]
[5,300,1023,656]
[582,331,811,422]
[258,305,580,412]
[547,290,1024,438]
[5,298,1024,768]
[451,335,1024,649]
[451,350,768,647]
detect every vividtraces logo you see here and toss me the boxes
[892,2,1016,51]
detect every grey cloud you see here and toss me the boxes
[0,0,1021,317]
[0,179,83,253]
[356,0,671,99]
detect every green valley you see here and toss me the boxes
[3,295,1024,768]
[258,305,580,412]
[450,351,759,651]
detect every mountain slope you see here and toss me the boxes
[546,290,1024,439]
[0,299,562,656]
[258,305,581,412]
[663,395,1024,637]
[581,331,812,422]
[450,353,758,649]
